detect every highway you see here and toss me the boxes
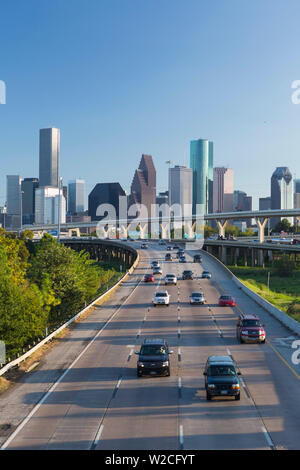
[1,241,300,450]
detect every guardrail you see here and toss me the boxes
[0,250,140,378]
[201,249,300,338]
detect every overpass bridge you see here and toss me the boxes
[21,208,300,244]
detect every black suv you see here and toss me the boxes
[193,254,202,263]
[203,356,241,401]
[182,270,193,280]
[135,338,173,377]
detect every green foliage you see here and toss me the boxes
[0,230,120,358]
[273,218,293,233]
[273,256,294,277]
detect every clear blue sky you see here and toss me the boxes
[1,0,300,209]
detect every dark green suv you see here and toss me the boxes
[203,355,241,401]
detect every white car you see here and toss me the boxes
[153,266,163,275]
[190,292,205,304]
[165,274,177,285]
[153,291,170,306]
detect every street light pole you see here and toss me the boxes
[57,177,62,243]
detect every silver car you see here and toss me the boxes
[190,292,205,304]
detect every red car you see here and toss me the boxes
[144,274,154,283]
[219,295,235,307]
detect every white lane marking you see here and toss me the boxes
[116,378,122,389]
[178,316,181,323]
[240,377,246,388]
[178,377,182,390]
[94,424,104,447]
[179,425,184,448]
[226,348,231,356]
[262,426,274,448]
[178,328,181,337]
[1,251,149,450]
[136,329,141,337]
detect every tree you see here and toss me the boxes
[273,218,292,233]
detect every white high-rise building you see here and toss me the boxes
[213,167,234,213]
[35,187,66,225]
[168,165,192,213]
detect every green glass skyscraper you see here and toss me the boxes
[190,139,213,215]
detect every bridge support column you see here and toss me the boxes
[244,249,248,266]
[139,224,148,239]
[160,223,169,240]
[256,217,268,243]
[258,249,264,267]
[216,219,228,238]
[221,246,227,264]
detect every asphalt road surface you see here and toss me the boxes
[1,241,300,450]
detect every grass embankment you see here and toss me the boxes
[228,266,300,323]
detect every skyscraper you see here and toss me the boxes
[6,175,22,216]
[21,177,39,225]
[88,182,126,221]
[129,154,156,218]
[190,139,213,215]
[213,167,234,213]
[271,167,294,228]
[169,165,192,212]
[68,179,85,214]
[39,128,60,187]
[35,186,66,225]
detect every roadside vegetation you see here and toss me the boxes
[0,230,121,361]
[228,258,300,323]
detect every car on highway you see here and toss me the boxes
[176,249,185,258]
[135,338,173,377]
[236,313,266,343]
[141,243,148,249]
[159,240,166,245]
[201,271,211,279]
[203,355,241,401]
[165,253,172,261]
[173,245,180,250]
[219,295,235,307]
[193,254,202,263]
[151,261,160,268]
[182,270,194,280]
[153,266,163,275]
[144,274,154,283]
[179,256,187,263]
[153,290,170,306]
[164,274,177,285]
[190,291,205,304]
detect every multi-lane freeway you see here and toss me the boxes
[1,241,300,450]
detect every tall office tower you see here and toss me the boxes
[129,154,156,218]
[63,186,68,212]
[68,179,85,215]
[88,182,126,221]
[6,175,22,228]
[259,197,271,211]
[234,190,252,211]
[168,165,192,212]
[234,190,252,228]
[190,139,213,216]
[39,128,60,187]
[21,178,39,225]
[213,167,234,213]
[271,167,294,228]
[35,187,66,225]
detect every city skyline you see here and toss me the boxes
[2,1,300,210]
